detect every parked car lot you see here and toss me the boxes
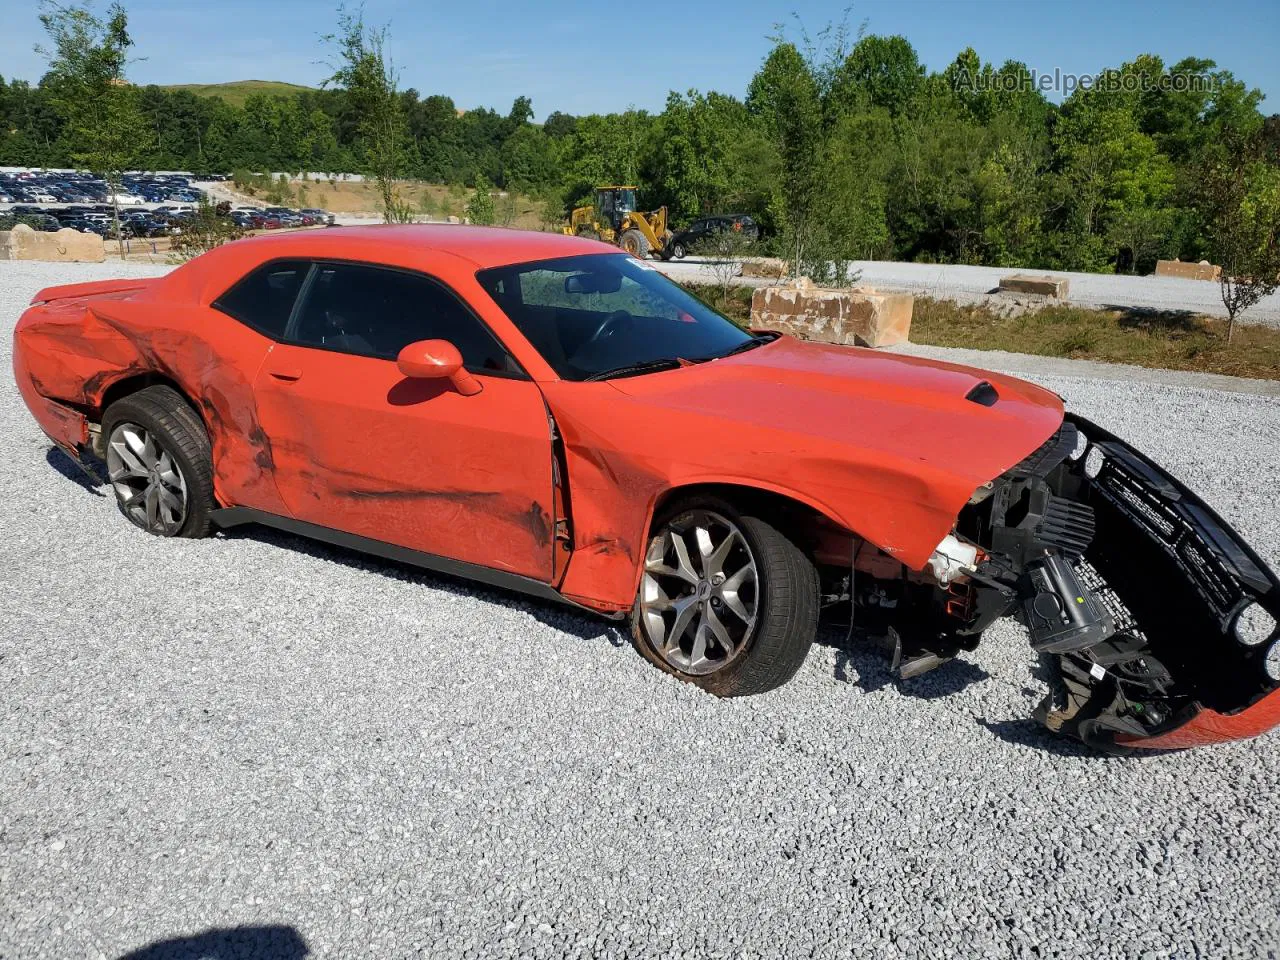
[1,170,332,237]
[3,257,1280,957]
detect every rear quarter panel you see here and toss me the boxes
[14,282,287,515]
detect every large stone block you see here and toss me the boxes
[1155,259,1221,281]
[0,224,105,263]
[739,257,788,279]
[750,278,913,348]
[999,273,1069,298]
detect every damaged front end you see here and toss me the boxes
[847,414,1280,750]
[941,414,1280,750]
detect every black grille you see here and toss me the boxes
[1039,496,1095,555]
[1074,558,1147,640]
[1094,450,1239,616]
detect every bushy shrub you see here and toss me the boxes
[466,175,496,225]
[169,201,245,261]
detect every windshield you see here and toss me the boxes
[476,254,755,381]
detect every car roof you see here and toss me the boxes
[208,224,615,270]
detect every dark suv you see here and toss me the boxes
[667,214,759,260]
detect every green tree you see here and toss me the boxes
[303,107,340,170]
[37,0,146,252]
[822,109,893,261]
[1051,82,1176,272]
[500,124,553,191]
[324,4,411,222]
[466,173,495,225]
[1199,133,1280,341]
[408,93,466,182]
[650,91,734,220]
[829,34,924,119]
[557,109,655,210]
[543,111,577,139]
[747,42,824,277]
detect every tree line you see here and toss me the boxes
[3,4,1278,281]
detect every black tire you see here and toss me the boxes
[101,384,215,538]
[630,496,819,697]
[575,227,601,242]
[658,230,675,261]
[620,229,650,259]
[672,241,687,260]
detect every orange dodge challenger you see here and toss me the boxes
[13,226,1280,751]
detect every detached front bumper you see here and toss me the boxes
[1062,414,1280,750]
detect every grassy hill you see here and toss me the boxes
[160,80,318,106]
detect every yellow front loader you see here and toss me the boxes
[563,186,672,260]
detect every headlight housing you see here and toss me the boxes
[1265,639,1280,683]
[1235,602,1276,647]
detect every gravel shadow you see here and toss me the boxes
[117,925,308,959]
[821,619,991,700]
[820,616,1119,759]
[975,717,1105,758]
[1109,304,1203,331]
[216,524,628,647]
[45,445,107,496]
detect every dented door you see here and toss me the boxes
[253,343,555,581]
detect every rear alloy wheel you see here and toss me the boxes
[672,241,687,260]
[102,385,215,538]
[107,422,188,535]
[632,500,819,696]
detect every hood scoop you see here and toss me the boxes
[965,380,999,407]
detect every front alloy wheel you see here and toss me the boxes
[107,422,189,535]
[631,498,819,697]
[639,510,758,675]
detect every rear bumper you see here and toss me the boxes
[12,327,89,454]
[1065,414,1280,750]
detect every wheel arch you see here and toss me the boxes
[640,480,860,582]
[557,477,860,614]
[95,373,208,450]
[647,480,848,538]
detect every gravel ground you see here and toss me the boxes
[3,260,1280,960]
[658,257,1280,327]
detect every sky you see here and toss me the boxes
[1,0,1275,120]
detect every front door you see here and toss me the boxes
[252,260,555,582]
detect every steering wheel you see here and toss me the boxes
[587,309,633,344]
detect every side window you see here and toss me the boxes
[288,262,519,374]
[212,259,309,338]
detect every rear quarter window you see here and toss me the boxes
[212,260,310,339]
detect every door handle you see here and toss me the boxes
[268,368,303,382]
